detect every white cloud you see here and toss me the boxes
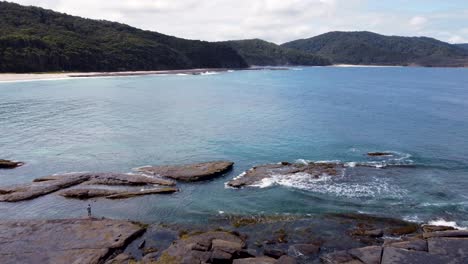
[409,16,428,30]
[8,0,468,44]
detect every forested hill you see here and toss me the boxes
[282,31,468,67]
[456,44,468,51]
[0,1,247,73]
[220,39,331,66]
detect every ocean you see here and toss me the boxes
[1,67,468,228]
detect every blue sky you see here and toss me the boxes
[10,0,468,44]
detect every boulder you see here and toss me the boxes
[0,218,145,264]
[137,161,234,182]
[0,159,24,169]
[156,231,245,263]
[263,247,285,259]
[227,162,344,188]
[288,244,320,255]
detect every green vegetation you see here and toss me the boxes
[220,39,331,66]
[0,1,247,73]
[282,31,468,67]
[455,44,468,51]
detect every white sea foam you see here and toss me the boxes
[247,171,405,198]
[427,219,467,230]
[200,71,220,75]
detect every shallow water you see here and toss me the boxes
[1,67,468,227]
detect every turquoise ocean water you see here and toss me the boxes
[1,67,467,227]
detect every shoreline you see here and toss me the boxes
[0,68,233,83]
[1,65,467,83]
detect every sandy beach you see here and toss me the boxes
[0,68,233,83]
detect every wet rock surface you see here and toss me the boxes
[155,231,247,263]
[227,162,344,188]
[0,218,145,264]
[137,160,234,182]
[0,173,91,202]
[59,187,178,200]
[0,159,24,169]
[367,152,394,157]
[0,172,177,202]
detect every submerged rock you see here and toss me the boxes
[0,159,24,169]
[0,218,145,264]
[227,162,344,188]
[59,187,178,200]
[137,161,234,182]
[367,152,394,157]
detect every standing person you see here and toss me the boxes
[87,204,92,218]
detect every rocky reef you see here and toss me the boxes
[227,162,344,188]
[0,218,145,264]
[137,161,234,182]
[0,159,24,169]
[0,172,176,202]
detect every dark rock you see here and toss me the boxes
[142,247,158,255]
[35,172,175,186]
[84,173,175,186]
[352,228,384,238]
[0,173,91,202]
[227,162,344,188]
[157,231,245,263]
[105,253,135,264]
[106,187,178,199]
[422,225,456,233]
[387,224,419,236]
[59,187,178,200]
[232,256,277,264]
[277,255,297,264]
[138,240,146,249]
[263,248,285,259]
[348,246,382,264]
[137,161,234,182]
[423,230,468,239]
[428,237,468,258]
[321,250,362,264]
[59,188,118,199]
[385,239,428,251]
[0,218,145,264]
[381,247,458,264]
[211,248,233,262]
[212,238,243,254]
[289,244,320,255]
[0,159,24,169]
[367,152,393,157]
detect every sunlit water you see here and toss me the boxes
[1,67,468,227]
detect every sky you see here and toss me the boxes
[9,0,468,44]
